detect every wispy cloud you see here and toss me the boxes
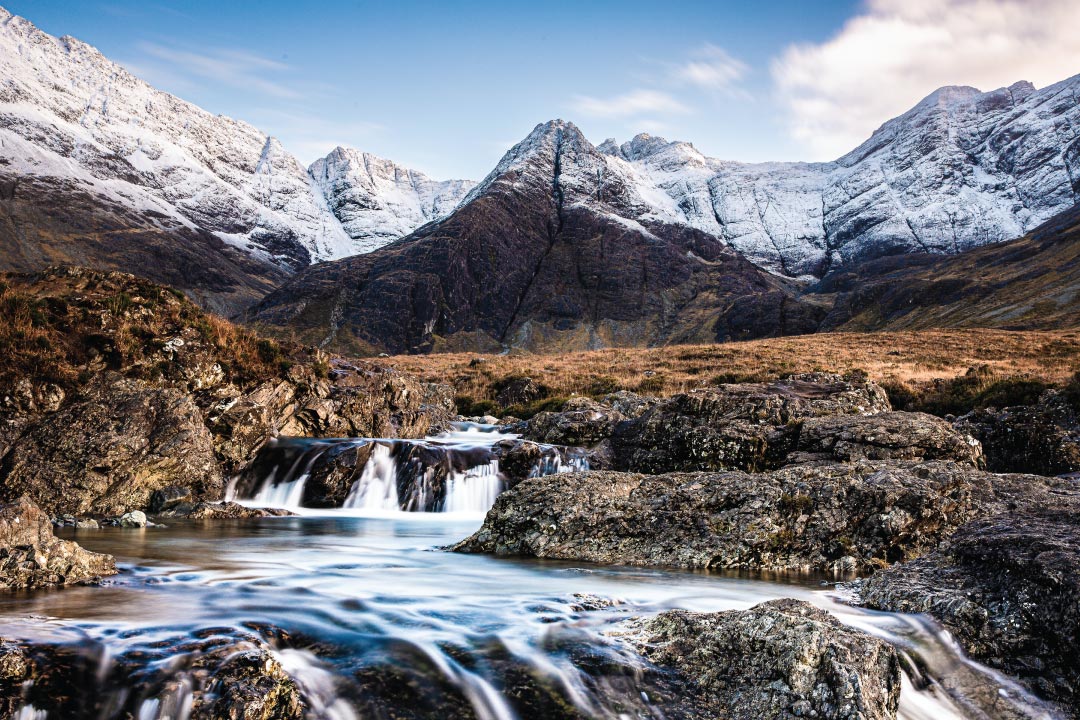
[134,41,299,99]
[673,44,748,93]
[572,89,690,119]
[772,0,1080,160]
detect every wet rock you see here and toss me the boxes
[955,390,1080,475]
[454,462,1078,573]
[794,411,983,466]
[157,502,296,520]
[622,599,901,720]
[300,442,374,508]
[0,376,223,516]
[148,485,194,513]
[74,519,99,530]
[118,511,147,528]
[854,506,1080,713]
[495,439,543,488]
[523,396,630,446]
[0,625,307,719]
[0,497,116,588]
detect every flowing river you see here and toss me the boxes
[0,426,1058,720]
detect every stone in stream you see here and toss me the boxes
[156,501,296,519]
[453,461,1078,574]
[118,510,147,528]
[618,599,901,720]
[853,506,1080,715]
[0,498,116,589]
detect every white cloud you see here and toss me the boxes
[773,0,1080,160]
[571,89,690,119]
[674,44,747,92]
[135,42,299,99]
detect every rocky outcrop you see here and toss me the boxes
[0,498,115,588]
[621,599,901,720]
[1,376,222,515]
[854,507,1080,714]
[453,461,1075,573]
[794,411,983,466]
[0,268,454,515]
[156,501,296,520]
[955,389,1080,475]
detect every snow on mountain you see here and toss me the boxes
[309,147,475,253]
[597,78,1080,276]
[0,7,471,268]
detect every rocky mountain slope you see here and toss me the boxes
[0,8,470,311]
[599,78,1080,277]
[816,200,1080,331]
[249,120,827,354]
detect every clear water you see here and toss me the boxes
[0,513,1058,720]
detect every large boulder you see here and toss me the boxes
[854,506,1080,714]
[622,599,901,720]
[794,411,983,466]
[453,462,1077,573]
[955,390,1080,475]
[0,377,222,515]
[0,498,115,588]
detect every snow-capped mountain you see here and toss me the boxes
[310,147,475,253]
[0,6,471,276]
[596,78,1080,276]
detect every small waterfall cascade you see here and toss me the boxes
[236,424,588,514]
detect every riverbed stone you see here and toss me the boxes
[0,498,116,588]
[621,599,901,720]
[453,462,1078,573]
[853,506,1080,713]
[118,510,147,528]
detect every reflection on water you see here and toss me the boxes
[0,514,1059,720]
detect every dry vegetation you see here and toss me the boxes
[0,268,321,394]
[383,329,1080,417]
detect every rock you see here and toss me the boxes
[0,625,305,719]
[854,506,1080,712]
[0,498,116,588]
[608,374,891,473]
[148,486,194,513]
[453,461,1078,573]
[523,396,629,446]
[794,411,983,466]
[493,376,543,408]
[955,389,1080,475]
[621,599,901,720]
[157,502,296,520]
[118,511,147,528]
[74,519,99,530]
[0,376,223,515]
[495,439,543,488]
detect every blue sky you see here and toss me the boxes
[9,1,1080,179]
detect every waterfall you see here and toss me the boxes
[342,444,399,511]
[237,425,588,514]
[443,460,504,513]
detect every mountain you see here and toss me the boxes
[248,120,827,354]
[595,79,1080,277]
[310,147,475,254]
[811,200,1080,332]
[0,7,470,312]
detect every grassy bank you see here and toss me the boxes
[383,329,1080,417]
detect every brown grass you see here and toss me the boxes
[382,329,1080,409]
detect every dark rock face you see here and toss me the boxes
[156,501,296,520]
[854,507,1080,713]
[453,462,1075,573]
[955,390,1080,475]
[0,498,115,588]
[624,599,901,720]
[249,121,825,355]
[1,377,222,516]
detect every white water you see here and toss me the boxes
[342,443,399,511]
[244,424,586,515]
